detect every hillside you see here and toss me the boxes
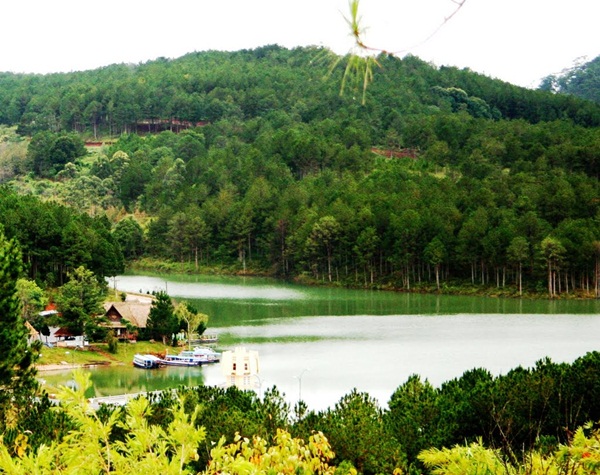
[540,54,600,104]
[1,46,600,297]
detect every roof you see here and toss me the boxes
[39,309,58,317]
[103,302,152,329]
[53,327,75,337]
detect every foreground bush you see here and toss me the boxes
[419,423,600,474]
[0,371,344,474]
[0,371,205,474]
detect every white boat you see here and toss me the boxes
[160,347,221,367]
[161,353,203,367]
[133,354,163,369]
[190,346,221,363]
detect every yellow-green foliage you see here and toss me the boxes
[0,371,347,474]
[419,423,600,475]
[418,440,515,475]
[205,429,343,475]
[0,371,205,474]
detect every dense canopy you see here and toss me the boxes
[1,47,600,297]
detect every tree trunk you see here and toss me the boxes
[548,261,553,298]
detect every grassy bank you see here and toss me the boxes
[36,341,172,369]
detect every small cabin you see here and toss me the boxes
[103,301,152,341]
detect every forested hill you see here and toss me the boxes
[2,45,600,298]
[540,54,600,104]
[1,45,600,135]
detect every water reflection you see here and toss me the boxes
[43,365,206,399]
[77,274,600,410]
[109,276,304,301]
[109,274,600,327]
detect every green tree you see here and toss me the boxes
[594,240,600,298]
[28,131,86,178]
[539,236,566,298]
[55,266,106,338]
[456,208,489,284]
[113,217,145,260]
[174,301,208,348]
[305,216,341,282]
[507,236,529,295]
[146,291,179,345]
[0,232,41,431]
[437,368,494,448]
[424,236,447,291]
[386,374,440,466]
[84,100,103,139]
[185,213,209,271]
[321,390,405,474]
[353,226,379,285]
[168,212,189,265]
[15,278,48,333]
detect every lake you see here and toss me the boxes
[43,273,600,411]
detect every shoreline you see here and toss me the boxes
[126,262,595,301]
[36,362,115,372]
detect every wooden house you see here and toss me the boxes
[103,301,152,341]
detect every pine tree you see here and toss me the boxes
[0,231,41,429]
[146,291,179,345]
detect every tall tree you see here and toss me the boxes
[185,212,209,271]
[507,236,529,295]
[386,374,440,466]
[55,266,106,337]
[594,240,600,298]
[424,236,447,291]
[112,217,145,260]
[16,278,48,331]
[540,236,566,298]
[353,226,379,285]
[0,231,41,429]
[305,216,340,282]
[146,291,179,345]
[173,301,208,349]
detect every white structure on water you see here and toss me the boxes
[221,347,260,391]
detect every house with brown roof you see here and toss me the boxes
[41,326,89,348]
[103,301,152,341]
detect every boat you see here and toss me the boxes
[160,347,221,366]
[161,353,204,367]
[190,346,221,363]
[133,354,163,369]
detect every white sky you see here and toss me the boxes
[1,0,598,88]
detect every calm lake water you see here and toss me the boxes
[43,274,600,411]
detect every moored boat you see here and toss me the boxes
[161,353,203,367]
[159,346,221,367]
[133,354,163,369]
[189,346,221,363]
